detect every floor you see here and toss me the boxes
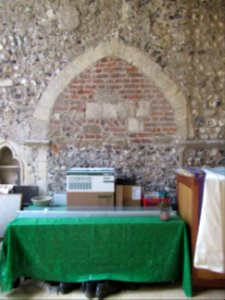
[0,279,225,300]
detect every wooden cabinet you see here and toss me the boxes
[176,174,225,290]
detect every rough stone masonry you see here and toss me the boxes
[0,0,224,195]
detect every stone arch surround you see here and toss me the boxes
[50,55,179,150]
[32,39,190,141]
[0,141,25,185]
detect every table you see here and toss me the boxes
[0,215,192,297]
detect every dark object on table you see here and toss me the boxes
[115,176,136,185]
[12,185,39,208]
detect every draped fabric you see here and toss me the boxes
[0,216,192,296]
[194,169,225,273]
[177,166,225,273]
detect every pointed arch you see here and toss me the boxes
[33,39,190,140]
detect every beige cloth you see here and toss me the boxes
[194,169,225,273]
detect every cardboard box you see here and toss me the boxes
[115,184,142,207]
[66,168,115,208]
[66,168,115,192]
[67,192,114,207]
[123,185,142,207]
[115,185,123,207]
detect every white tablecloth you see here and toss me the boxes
[194,169,225,273]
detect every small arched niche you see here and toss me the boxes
[0,145,23,185]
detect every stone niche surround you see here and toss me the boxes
[0,140,49,194]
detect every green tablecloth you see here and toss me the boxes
[0,216,192,296]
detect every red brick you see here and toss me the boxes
[111,73,124,78]
[51,56,176,148]
[96,74,109,78]
[124,95,142,100]
[77,89,94,95]
[127,66,138,73]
